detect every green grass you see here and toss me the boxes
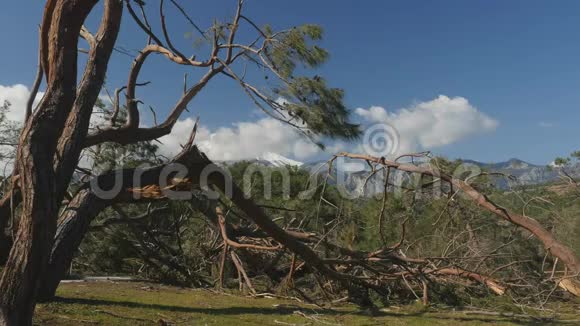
[35,281,578,325]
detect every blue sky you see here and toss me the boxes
[1,1,579,164]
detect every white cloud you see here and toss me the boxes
[292,139,320,159]
[0,83,322,163]
[158,117,321,161]
[355,95,498,155]
[0,84,44,123]
[0,85,497,163]
[0,84,117,172]
[0,84,111,127]
[159,95,498,161]
[0,84,44,175]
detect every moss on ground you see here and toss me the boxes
[35,281,579,325]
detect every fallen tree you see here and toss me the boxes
[333,152,580,296]
[37,133,513,306]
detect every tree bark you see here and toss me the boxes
[37,139,211,300]
[0,189,19,264]
[0,1,120,324]
[37,189,106,302]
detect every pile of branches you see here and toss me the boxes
[102,146,579,308]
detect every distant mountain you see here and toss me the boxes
[303,157,580,195]
[460,158,579,189]
[222,154,579,196]
[220,152,303,168]
[464,158,538,170]
[256,152,303,167]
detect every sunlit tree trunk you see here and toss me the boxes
[0,1,121,324]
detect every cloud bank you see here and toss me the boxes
[355,95,498,155]
[0,84,498,162]
[0,84,44,122]
[158,117,320,161]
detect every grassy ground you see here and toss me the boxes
[35,281,579,325]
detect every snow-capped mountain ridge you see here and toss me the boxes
[255,152,303,167]
[222,153,579,194]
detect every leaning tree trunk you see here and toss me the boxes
[0,2,95,324]
[0,1,120,324]
[0,189,20,264]
[36,144,353,301]
[37,190,107,302]
[37,140,210,300]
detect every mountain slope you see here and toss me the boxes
[256,152,303,167]
[304,157,580,195]
[462,158,579,189]
[224,154,579,196]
